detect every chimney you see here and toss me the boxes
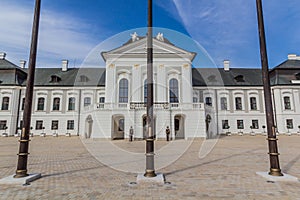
[20,60,26,68]
[288,54,300,60]
[223,60,230,71]
[0,52,6,60]
[62,59,68,72]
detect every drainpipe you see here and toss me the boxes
[215,89,219,137]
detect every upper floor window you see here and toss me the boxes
[193,97,198,103]
[68,97,75,111]
[284,96,291,110]
[1,97,9,110]
[220,97,227,110]
[119,78,128,103]
[235,97,242,110]
[205,97,212,106]
[169,78,179,103]
[50,75,61,83]
[99,97,105,103]
[53,97,60,111]
[250,97,257,110]
[79,75,89,82]
[144,80,147,103]
[37,97,45,111]
[84,97,91,107]
[21,98,25,110]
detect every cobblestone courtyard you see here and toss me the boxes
[0,135,299,199]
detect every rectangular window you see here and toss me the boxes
[220,97,227,110]
[53,98,60,111]
[205,97,212,106]
[286,119,293,129]
[36,120,43,130]
[237,120,244,129]
[2,97,9,110]
[222,120,229,129]
[0,120,7,130]
[84,97,91,107]
[235,97,242,110]
[252,120,259,129]
[37,97,45,111]
[67,120,74,130]
[193,97,198,103]
[68,97,76,111]
[51,120,59,130]
[284,96,291,110]
[250,97,257,110]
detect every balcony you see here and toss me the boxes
[93,102,204,110]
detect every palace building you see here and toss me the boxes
[0,34,300,139]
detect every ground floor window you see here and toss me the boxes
[222,120,229,129]
[67,120,74,130]
[51,120,59,130]
[286,119,293,129]
[0,120,7,130]
[252,120,259,129]
[36,120,43,130]
[237,120,244,129]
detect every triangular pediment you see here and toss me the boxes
[101,37,196,61]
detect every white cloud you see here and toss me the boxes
[0,1,99,67]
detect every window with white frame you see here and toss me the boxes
[250,97,257,110]
[220,97,227,110]
[286,119,293,129]
[222,120,229,129]
[283,96,291,110]
[169,78,179,103]
[67,120,74,130]
[37,97,45,111]
[119,78,128,103]
[252,120,259,129]
[52,97,60,111]
[51,120,59,130]
[205,97,212,106]
[68,97,76,111]
[235,97,242,110]
[35,120,43,130]
[1,97,9,110]
[84,97,91,107]
[237,120,244,129]
[0,120,7,130]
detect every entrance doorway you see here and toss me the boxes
[174,114,185,139]
[112,115,125,140]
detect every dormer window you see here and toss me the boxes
[50,75,61,83]
[295,73,300,80]
[234,75,245,82]
[207,75,217,82]
[80,75,89,82]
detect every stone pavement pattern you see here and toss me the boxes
[0,135,299,199]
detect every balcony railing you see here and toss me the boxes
[93,102,203,110]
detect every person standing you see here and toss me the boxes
[129,126,134,142]
[166,126,170,141]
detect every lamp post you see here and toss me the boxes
[14,0,41,178]
[144,0,156,178]
[256,0,283,176]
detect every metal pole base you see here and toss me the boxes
[269,168,284,176]
[144,170,157,178]
[14,170,29,178]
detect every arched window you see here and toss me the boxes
[68,97,75,110]
[84,97,91,107]
[144,80,147,103]
[53,97,60,111]
[37,97,45,111]
[119,78,128,103]
[169,78,179,103]
[1,97,9,110]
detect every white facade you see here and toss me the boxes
[1,35,300,139]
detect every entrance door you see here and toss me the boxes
[112,115,125,140]
[174,115,185,139]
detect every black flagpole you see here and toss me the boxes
[14,0,41,178]
[144,0,156,178]
[256,0,283,176]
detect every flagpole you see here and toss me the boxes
[256,0,283,176]
[14,0,41,178]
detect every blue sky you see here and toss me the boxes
[1,0,300,69]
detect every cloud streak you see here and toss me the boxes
[0,1,99,68]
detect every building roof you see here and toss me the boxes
[272,59,300,70]
[192,68,263,87]
[0,58,20,70]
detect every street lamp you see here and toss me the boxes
[256,0,283,176]
[14,0,41,178]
